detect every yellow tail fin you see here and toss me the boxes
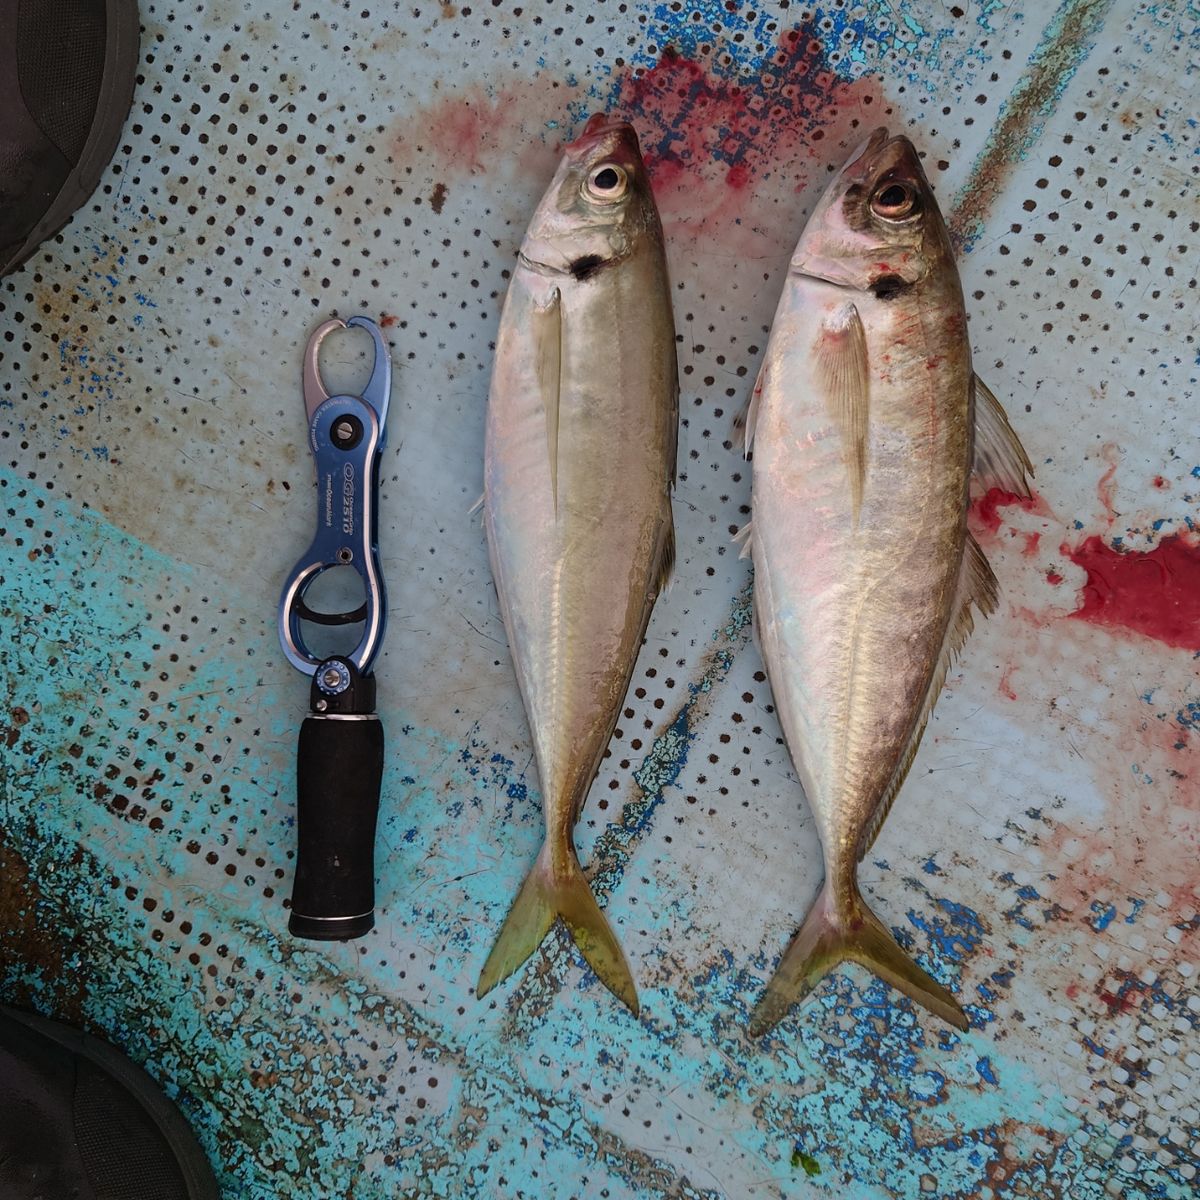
[476,843,639,1015]
[749,882,968,1037]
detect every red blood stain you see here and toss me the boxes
[725,163,750,189]
[1153,475,1167,490]
[428,102,485,170]
[1096,445,1120,523]
[392,78,563,185]
[397,38,885,248]
[614,42,883,203]
[379,314,398,328]
[1021,531,1041,557]
[998,664,1018,701]
[968,487,1048,537]
[1064,983,1079,1000]
[1098,978,1145,1016]
[1063,534,1200,651]
[1046,570,1063,586]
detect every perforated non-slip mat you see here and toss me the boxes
[1,2,1197,1197]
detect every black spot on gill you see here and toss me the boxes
[569,254,608,281]
[871,274,911,301]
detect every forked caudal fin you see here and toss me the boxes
[476,842,639,1015]
[749,881,968,1037]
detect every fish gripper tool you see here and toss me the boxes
[278,315,390,940]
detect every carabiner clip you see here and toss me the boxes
[279,316,391,677]
[302,315,391,428]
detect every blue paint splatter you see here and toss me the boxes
[976,1057,999,1085]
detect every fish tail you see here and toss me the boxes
[749,881,968,1036]
[476,841,639,1015]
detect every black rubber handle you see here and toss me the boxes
[289,714,383,940]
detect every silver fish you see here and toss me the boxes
[477,115,678,1014]
[743,128,1033,1035]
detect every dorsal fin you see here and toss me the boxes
[668,344,679,490]
[857,535,998,859]
[655,515,676,594]
[815,303,870,524]
[974,375,1033,496]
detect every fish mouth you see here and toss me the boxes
[840,126,921,182]
[843,126,891,171]
[566,113,638,155]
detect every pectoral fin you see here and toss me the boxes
[973,376,1034,496]
[815,303,870,523]
[533,288,563,515]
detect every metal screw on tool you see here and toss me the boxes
[334,420,355,442]
[317,660,352,696]
[337,547,353,563]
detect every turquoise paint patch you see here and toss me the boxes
[1,473,1127,1199]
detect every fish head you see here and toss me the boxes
[521,115,660,273]
[791,128,952,294]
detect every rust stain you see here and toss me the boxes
[949,0,1117,251]
[430,181,449,214]
[0,827,87,1024]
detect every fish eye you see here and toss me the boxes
[586,163,628,201]
[870,181,919,220]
